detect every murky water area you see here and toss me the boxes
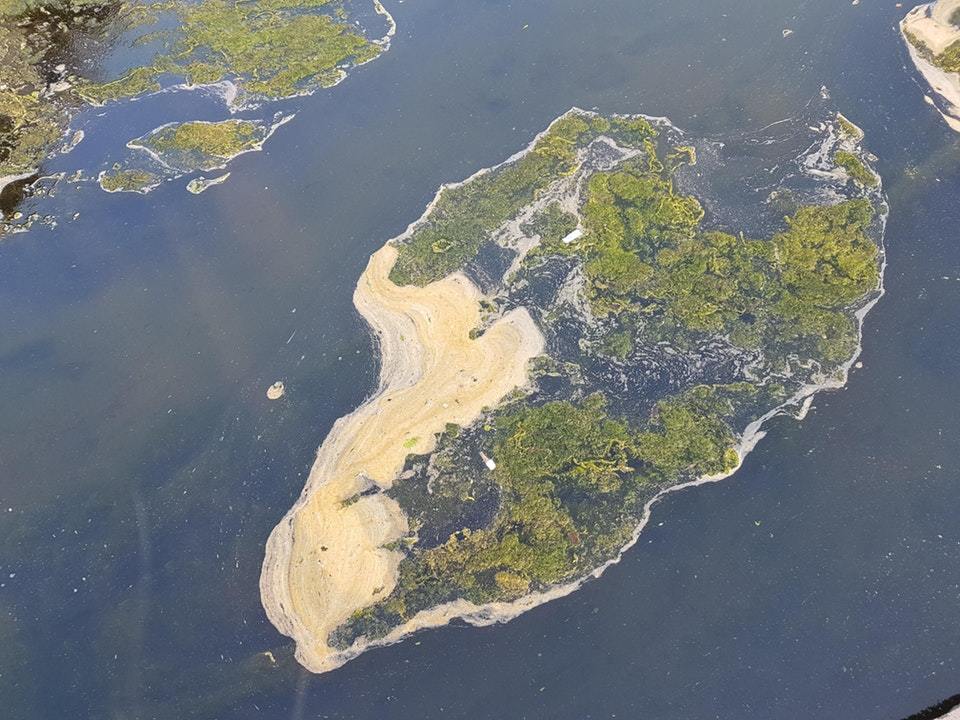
[2,0,959,717]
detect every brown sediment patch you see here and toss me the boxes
[259,244,544,673]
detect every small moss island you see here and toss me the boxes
[260,107,887,674]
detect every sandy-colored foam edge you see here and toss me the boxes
[901,2,960,131]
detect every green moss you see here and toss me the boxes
[772,199,879,361]
[389,118,593,286]
[77,66,162,105]
[334,387,743,646]
[0,0,116,180]
[521,202,578,248]
[904,29,936,62]
[330,115,882,650]
[98,168,160,193]
[80,0,381,103]
[599,329,634,359]
[635,387,737,478]
[834,150,878,188]
[567,153,879,363]
[145,120,261,159]
[903,27,960,73]
[935,38,960,72]
[836,114,862,140]
[389,112,659,287]
[666,144,697,170]
[128,119,268,175]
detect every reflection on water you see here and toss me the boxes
[2,0,960,718]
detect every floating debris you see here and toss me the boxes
[267,381,286,400]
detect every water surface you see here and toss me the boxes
[2,0,959,718]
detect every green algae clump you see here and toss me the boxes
[0,0,117,182]
[389,114,659,287]
[145,120,262,161]
[98,167,160,193]
[274,110,885,665]
[335,388,742,646]
[80,0,384,104]
[132,118,269,173]
[834,150,878,188]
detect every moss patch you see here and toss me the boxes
[100,168,161,193]
[0,0,117,181]
[330,112,884,650]
[834,150,878,188]
[79,0,383,104]
[134,119,266,172]
[98,167,160,193]
[389,113,659,287]
[335,387,742,646]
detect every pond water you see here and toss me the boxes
[1,0,959,718]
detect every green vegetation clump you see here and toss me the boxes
[566,155,878,362]
[599,329,634,359]
[389,113,660,286]
[141,120,262,162]
[389,116,601,286]
[635,387,739,478]
[98,168,160,193]
[836,114,862,140]
[834,150,878,188]
[934,38,960,73]
[520,202,578,248]
[2,0,388,222]
[331,112,883,652]
[79,0,382,104]
[335,388,742,646]
[0,0,115,181]
[904,29,936,63]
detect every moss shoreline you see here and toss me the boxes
[261,108,887,673]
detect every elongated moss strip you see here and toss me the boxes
[141,120,262,158]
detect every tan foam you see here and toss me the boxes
[259,244,544,672]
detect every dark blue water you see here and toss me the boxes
[2,0,959,718]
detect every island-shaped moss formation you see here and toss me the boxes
[186,172,231,194]
[260,108,886,674]
[98,167,160,194]
[100,116,287,192]
[902,0,960,131]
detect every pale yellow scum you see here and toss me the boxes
[260,244,544,672]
